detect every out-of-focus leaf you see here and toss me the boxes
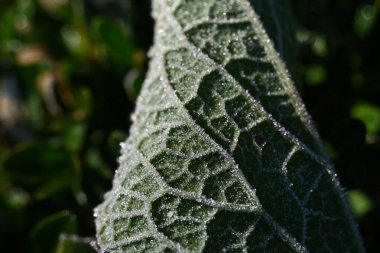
[92,17,134,66]
[61,26,91,60]
[84,148,112,179]
[354,4,378,38]
[351,102,380,134]
[305,65,327,85]
[37,0,71,20]
[296,30,328,58]
[0,188,29,238]
[55,234,97,253]
[64,124,86,153]
[0,0,34,61]
[107,130,128,157]
[29,211,77,253]
[3,141,77,199]
[74,87,93,120]
[311,35,328,58]
[348,190,374,218]
[25,92,45,130]
[124,68,144,102]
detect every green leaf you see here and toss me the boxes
[305,65,327,86]
[64,124,87,153]
[95,0,364,252]
[249,0,299,82]
[3,141,78,199]
[348,190,374,218]
[351,102,380,135]
[29,211,77,253]
[354,4,378,38]
[55,234,97,253]
[92,17,135,67]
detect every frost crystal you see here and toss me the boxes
[95,0,364,252]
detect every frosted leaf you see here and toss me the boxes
[95,0,364,252]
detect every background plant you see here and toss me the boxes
[0,0,379,252]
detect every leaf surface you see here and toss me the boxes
[95,0,364,252]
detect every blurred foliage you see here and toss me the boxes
[0,0,379,252]
[349,189,374,218]
[292,0,380,251]
[0,0,152,252]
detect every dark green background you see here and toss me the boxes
[0,0,378,252]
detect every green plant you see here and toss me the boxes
[95,0,364,252]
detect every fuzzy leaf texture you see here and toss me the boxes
[95,0,364,252]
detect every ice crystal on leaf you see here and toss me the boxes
[95,0,364,252]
